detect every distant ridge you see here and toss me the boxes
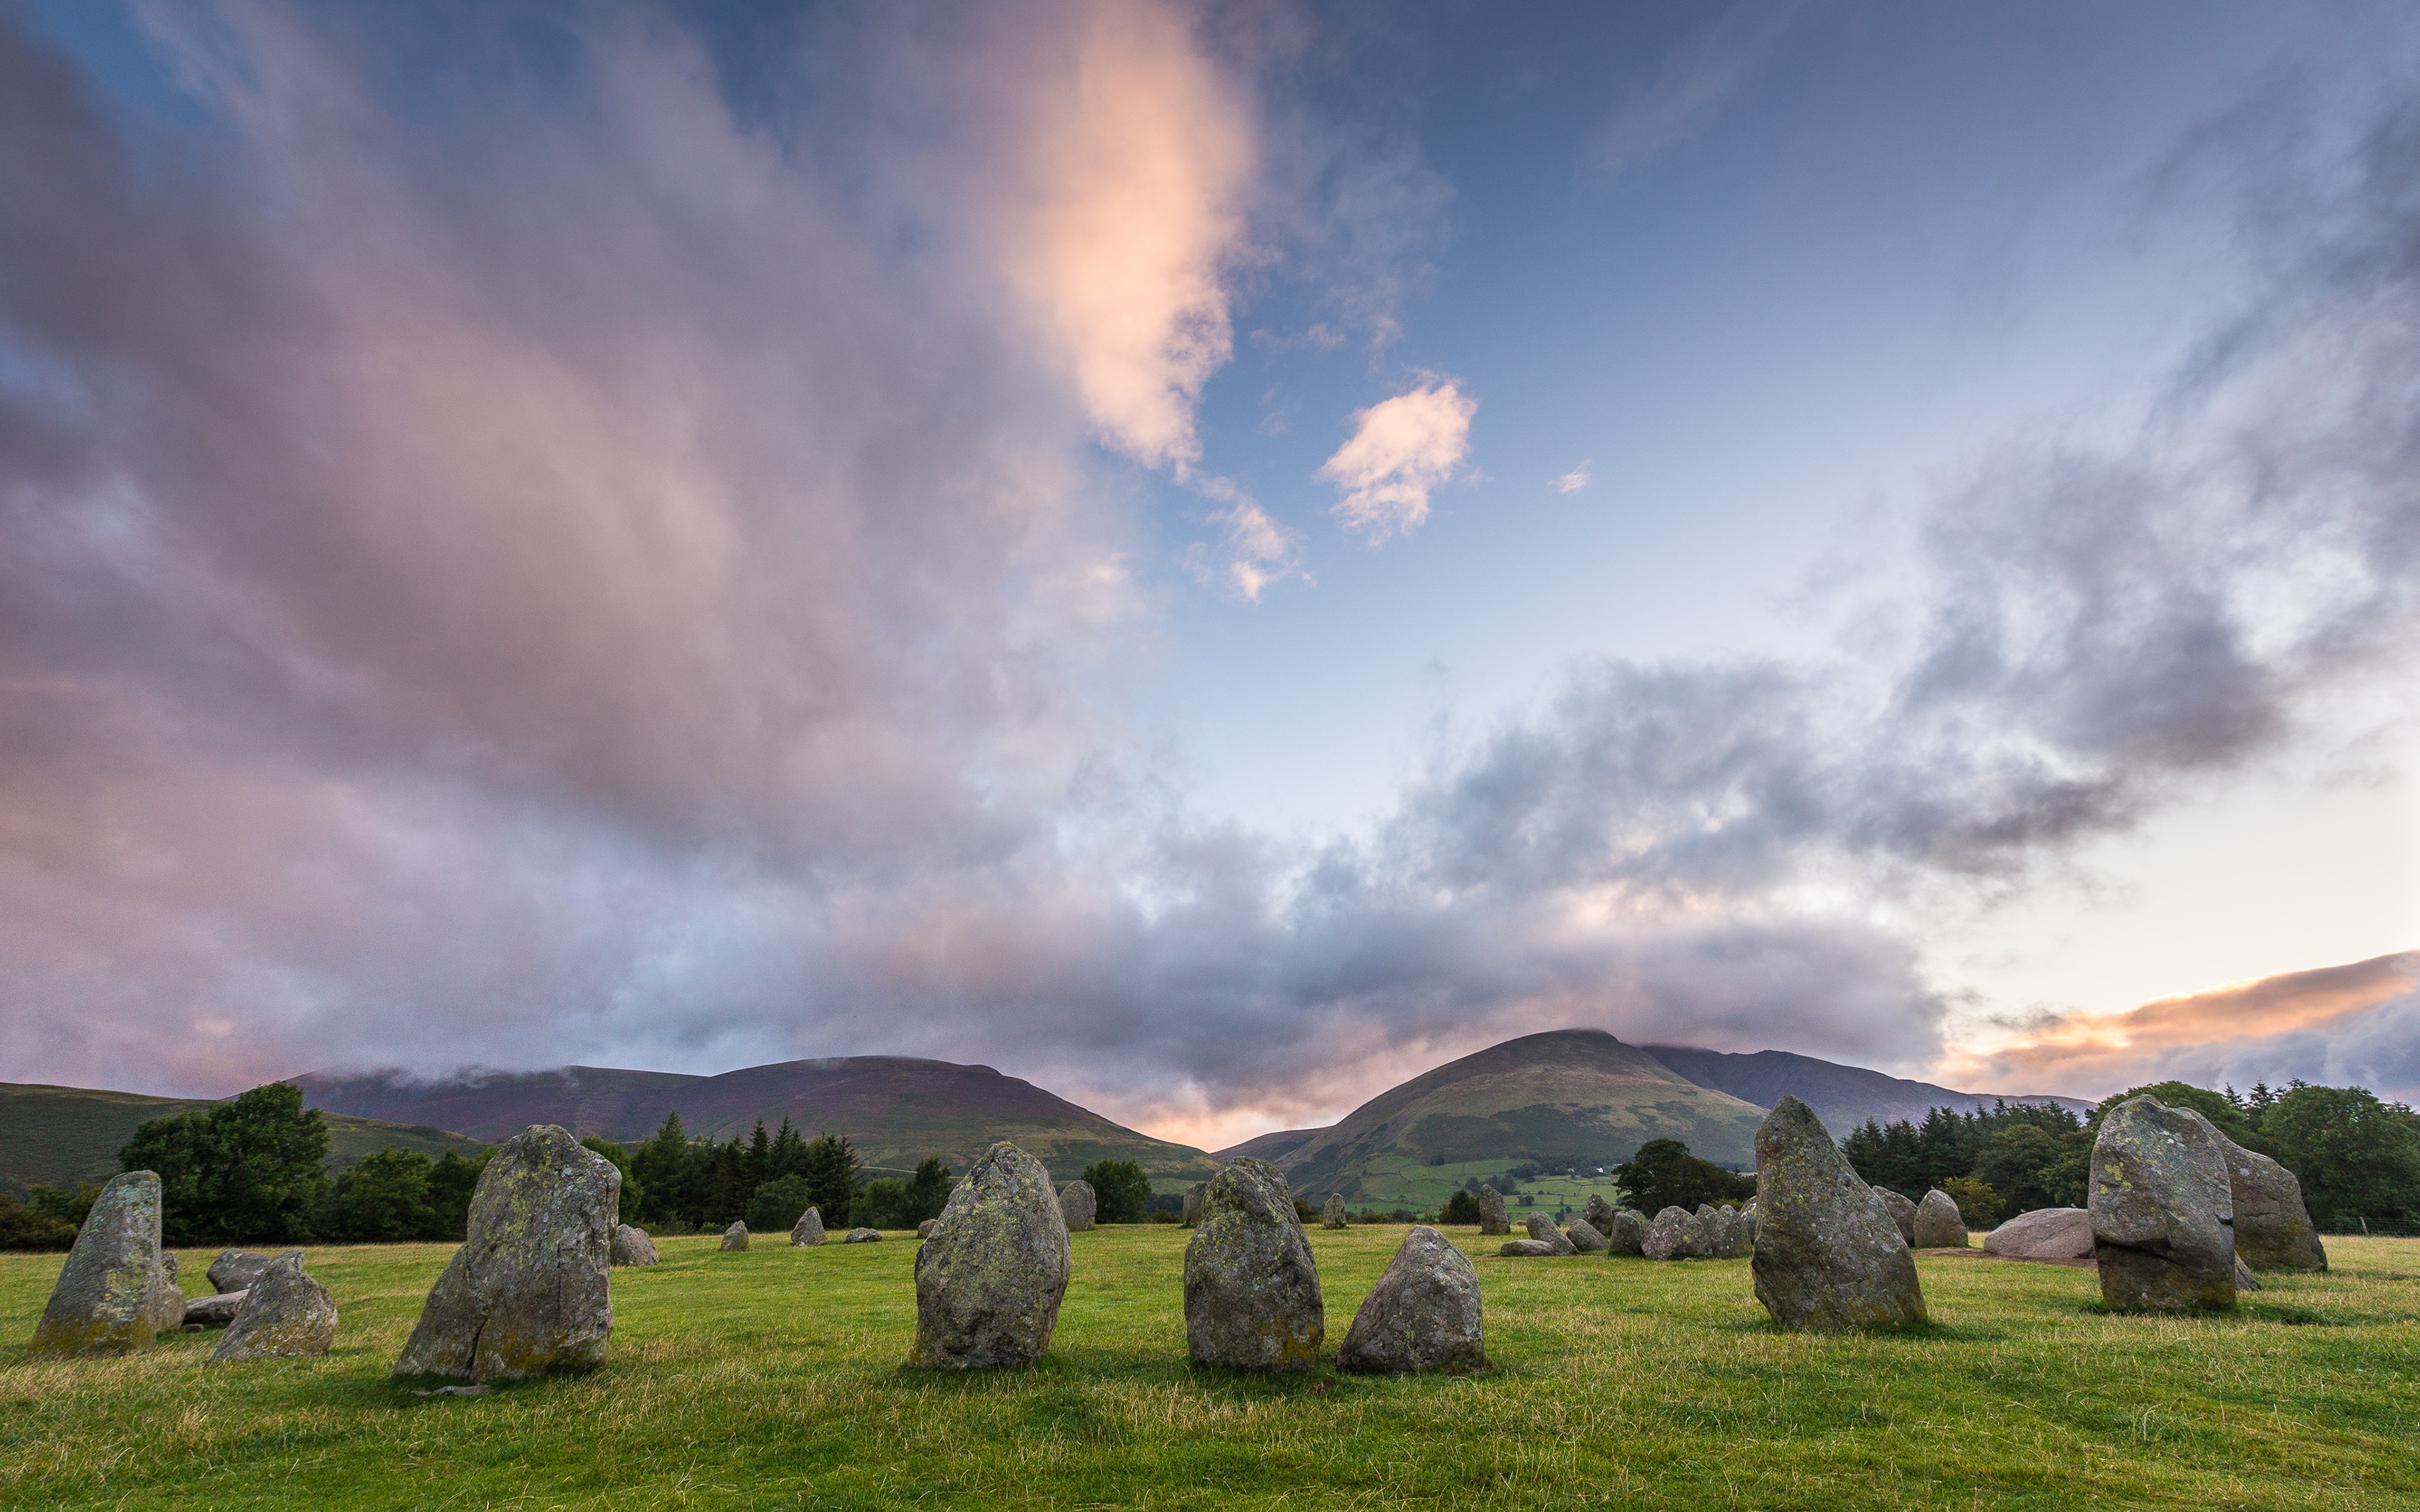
[1213,1127,1327,1164]
[1639,1045,2094,1136]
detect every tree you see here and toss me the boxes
[580,1136,641,1223]
[1440,1189,1483,1225]
[746,1173,816,1233]
[630,1113,691,1228]
[904,1157,954,1225]
[1940,1175,2005,1228]
[0,1184,95,1251]
[1613,1140,1754,1213]
[858,1178,911,1228]
[1973,1123,2078,1216]
[1080,1159,1151,1223]
[120,1082,329,1246]
[316,1147,437,1242]
[798,1133,861,1229]
[426,1150,489,1240]
[2259,1085,2420,1230]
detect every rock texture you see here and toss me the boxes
[1699,1206,1753,1259]
[30,1171,182,1356]
[1523,1213,1576,1256]
[1983,1206,2094,1260]
[1749,1096,1926,1331]
[913,1142,1071,1369]
[2214,1133,2327,1272]
[1584,1194,1620,1238]
[1564,1217,1609,1254]
[1913,1189,1969,1248]
[1603,1209,1649,1256]
[1323,1194,1348,1229]
[844,1227,882,1243]
[792,1207,826,1246]
[186,1290,247,1327]
[1497,1239,1557,1256]
[719,1222,749,1252]
[1181,1183,1207,1227]
[1338,1226,1485,1373]
[2090,1096,2237,1311]
[1879,1188,1918,1246]
[1183,1158,1323,1370]
[1477,1185,1509,1236]
[1057,1180,1097,1233]
[210,1249,272,1294]
[610,1225,659,1266]
[392,1125,619,1382]
[212,1252,336,1362]
[1641,1206,1693,1261]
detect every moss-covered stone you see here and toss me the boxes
[2090,1096,2236,1311]
[1749,1097,1925,1331]
[30,1170,178,1357]
[1182,1157,1322,1370]
[1339,1225,1483,1373]
[911,1142,1069,1368]
[212,1252,335,1361]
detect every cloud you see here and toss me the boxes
[1317,379,1476,540]
[1552,460,1591,494]
[1185,476,1304,601]
[1587,1,1806,185]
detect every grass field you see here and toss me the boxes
[3,1227,2416,1509]
[1327,1154,1632,1213]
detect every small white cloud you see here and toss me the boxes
[1317,379,1476,541]
[1187,478,1305,602]
[1552,460,1592,494]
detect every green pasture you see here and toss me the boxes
[1315,1154,1628,1211]
[2,1227,2415,1509]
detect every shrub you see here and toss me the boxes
[746,1173,817,1234]
[1440,1189,1483,1225]
[1080,1159,1151,1223]
[856,1177,909,1228]
[1939,1175,2005,1229]
[0,1184,93,1251]
[425,1150,488,1240]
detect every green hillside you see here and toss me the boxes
[0,1082,486,1194]
[1279,1029,1768,1204]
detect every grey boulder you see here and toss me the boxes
[1183,1158,1323,1370]
[30,1170,182,1356]
[1323,1194,1348,1229]
[1879,1189,1918,1246]
[212,1252,336,1362]
[1749,1097,1926,1331]
[1498,1239,1559,1256]
[913,1142,1071,1369]
[844,1227,882,1243]
[1603,1209,1649,1256]
[719,1222,749,1251]
[210,1249,272,1294]
[1641,1206,1693,1261]
[1983,1207,2094,1261]
[1583,1194,1620,1238]
[1339,1226,1484,1373]
[1477,1185,1509,1236]
[1523,1213,1576,1256]
[1564,1218,1609,1254]
[1057,1180,1097,1232]
[2215,1133,2326,1272]
[392,1124,619,1382]
[792,1207,826,1246]
[186,1290,248,1327]
[2090,1096,2237,1311]
[1181,1182,1207,1227]
[917,1219,938,1239]
[610,1224,659,1266]
[1913,1189,1970,1248]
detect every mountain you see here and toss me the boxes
[1639,1045,2095,1137]
[1277,1029,1768,1203]
[1213,1128,1327,1164]
[294,1056,1221,1183]
[0,1082,487,1194]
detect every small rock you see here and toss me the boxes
[792,1207,826,1246]
[2090,1096,2237,1312]
[719,1222,749,1252]
[1982,1206,2094,1260]
[1523,1213,1576,1256]
[1642,1206,1693,1261]
[1057,1180,1097,1232]
[2213,1131,2326,1273]
[1339,1226,1484,1373]
[30,1170,181,1356]
[1913,1189,1969,1248]
[1583,1194,1620,1237]
[209,1249,272,1295]
[1564,1218,1608,1254]
[1183,1158,1323,1370]
[2235,1255,2260,1292]
[1323,1194,1348,1229]
[609,1225,659,1266]
[918,1218,938,1239]
[185,1290,247,1327]
[1497,1239,1557,1256]
[1748,1097,1926,1331]
[212,1251,337,1362]
[1603,1209,1649,1256]
[1477,1185,1509,1236]
[912,1142,1070,1368]
[1181,1182,1207,1227]
[844,1227,882,1243]
[1879,1189,1918,1246]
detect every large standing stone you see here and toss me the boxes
[1913,1189,1969,1248]
[719,1221,750,1252]
[1523,1213,1576,1256]
[1749,1097,1926,1331]
[1642,1205,1693,1261]
[1879,1189,1918,1246]
[1057,1180,1097,1232]
[2212,1131,2327,1272]
[1323,1194,1348,1230]
[392,1125,619,1382]
[792,1207,826,1246]
[1603,1209,1649,1256]
[1982,1206,2094,1260]
[1183,1158,1323,1371]
[2090,1096,2237,1311]
[209,1249,272,1294]
[913,1142,1071,1369]
[1564,1217,1609,1254]
[610,1224,659,1266]
[30,1171,181,1356]
[1498,1239,1557,1256]
[1477,1185,1509,1236]
[844,1227,882,1243]
[1339,1226,1484,1373]
[212,1252,336,1363]
[1584,1194,1620,1238]
[1181,1182,1207,1227]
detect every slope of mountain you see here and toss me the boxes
[1213,1128,1327,1163]
[0,1082,487,1193]
[1277,1029,1768,1203]
[294,1056,1221,1182]
[1639,1046,2095,1136]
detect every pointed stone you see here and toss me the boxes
[1564,1217,1608,1254]
[791,1207,826,1246]
[1183,1158,1323,1370]
[913,1142,1071,1369]
[212,1252,336,1362]
[1181,1183,1207,1227]
[2212,1132,2326,1272]
[719,1221,749,1251]
[30,1171,180,1356]
[1603,1208,1649,1256]
[1339,1227,1484,1373]
[1523,1213,1576,1255]
[1913,1189,1969,1248]
[1749,1097,1925,1331]
[1583,1193,1620,1238]
[1057,1180,1097,1232]
[1879,1188,1918,1246]
[1642,1206,1692,1261]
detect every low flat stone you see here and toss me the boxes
[1564,1217,1608,1254]
[1983,1206,2094,1261]
[1749,1097,1926,1331]
[1523,1213,1576,1256]
[1642,1205,1693,1261]
[844,1228,882,1243]
[1913,1189,1969,1249]
[610,1225,659,1266]
[1183,1158,1323,1371]
[1323,1194,1348,1229]
[2090,1096,2236,1312]
[1879,1189,1918,1246]
[1339,1226,1484,1373]
[913,1142,1070,1369]
[792,1207,826,1246]
[1497,1239,1557,1256]
[1477,1185,1509,1237]
[1057,1180,1097,1233]
[212,1252,336,1362]
[209,1249,272,1295]
[719,1222,749,1251]
[185,1290,247,1327]
[30,1170,181,1356]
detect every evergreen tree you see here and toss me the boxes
[904,1157,954,1225]
[426,1150,488,1240]
[631,1113,690,1228]
[798,1133,861,1228]
[580,1136,641,1223]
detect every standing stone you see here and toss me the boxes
[30,1171,180,1356]
[913,1142,1071,1369]
[1339,1226,1484,1373]
[2211,1131,2327,1272]
[209,1249,272,1294]
[1523,1213,1576,1256]
[610,1224,659,1266]
[1181,1182,1207,1227]
[212,1252,336,1363]
[1583,1193,1620,1238]
[1183,1158,1323,1370]
[1702,1206,1753,1259]
[1477,1185,1509,1237]
[1983,1206,2094,1260]
[1913,1189,1970,1248]
[1498,1239,1557,1256]
[1603,1208,1649,1256]
[844,1227,882,1243]
[392,1125,618,1382]
[1879,1189,1918,1246]
[917,1219,938,1239]
[2090,1095,2237,1311]
[1564,1217,1609,1254]
[1749,1097,1926,1331]
[792,1207,826,1246]
[1323,1194,1348,1229]
[719,1222,749,1251]
[1057,1180,1098,1233]
[1642,1205,1693,1261]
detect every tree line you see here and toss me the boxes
[1844,1080,2420,1232]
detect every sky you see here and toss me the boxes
[2,0,2416,1150]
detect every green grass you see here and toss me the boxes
[1332,1154,1628,1211]
[3,1229,2416,1509]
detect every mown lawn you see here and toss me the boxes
[1,1227,2414,1509]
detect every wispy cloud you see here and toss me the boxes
[1552,460,1591,494]
[1317,379,1476,540]
[1587,1,1805,185]
[1186,477,1305,601]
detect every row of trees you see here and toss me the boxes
[1844,1080,2420,1232]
